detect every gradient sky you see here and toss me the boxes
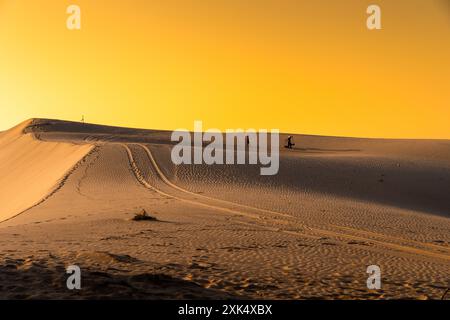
[0,0,449,138]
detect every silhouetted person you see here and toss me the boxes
[286,136,295,149]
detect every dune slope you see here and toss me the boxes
[0,120,93,222]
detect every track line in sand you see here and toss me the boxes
[137,143,293,219]
[308,227,450,261]
[131,143,450,262]
[122,144,263,221]
[122,144,327,243]
[332,224,450,254]
[123,144,326,241]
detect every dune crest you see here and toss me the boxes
[0,119,93,222]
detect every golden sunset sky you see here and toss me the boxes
[0,0,449,138]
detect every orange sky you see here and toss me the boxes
[0,0,449,138]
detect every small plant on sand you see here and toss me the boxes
[132,209,157,221]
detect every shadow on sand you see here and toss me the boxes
[0,257,240,299]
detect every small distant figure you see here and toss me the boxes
[81,115,84,123]
[285,136,295,149]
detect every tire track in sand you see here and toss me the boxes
[123,143,320,240]
[123,144,262,220]
[126,143,450,261]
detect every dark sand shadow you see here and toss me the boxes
[0,257,241,300]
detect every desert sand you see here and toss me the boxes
[0,118,449,299]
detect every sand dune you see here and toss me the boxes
[0,118,449,299]
[0,120,92,222]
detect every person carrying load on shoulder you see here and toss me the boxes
[285,135,295,149]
